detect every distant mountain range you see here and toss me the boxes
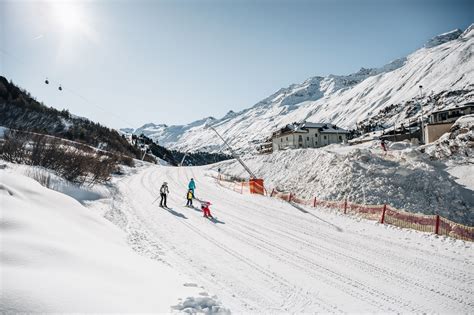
[122,24,474,153]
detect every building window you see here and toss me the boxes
[339,135,342,141]
[298,135,303,142]
[281,138,283,142]
[286,137,288,141]
[307,136,309,141]
[324,136,327,140]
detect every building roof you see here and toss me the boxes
[273,121,350,137]
[429,102,474,116]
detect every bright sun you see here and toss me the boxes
[51,1,86,32]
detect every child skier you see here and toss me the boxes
[201,201,213,218]
[186,189,193,207]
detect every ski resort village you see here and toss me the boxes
[1,0,474,313]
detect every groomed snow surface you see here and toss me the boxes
[3,160,472,312]
[0,166,228,313]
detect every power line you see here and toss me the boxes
[0,48,137,129]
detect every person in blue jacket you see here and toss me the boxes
[188,178,196,194]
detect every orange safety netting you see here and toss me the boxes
[214,175,473,242]
[438,216,474,241]
[216,175,265,195]
[268,188,474,242]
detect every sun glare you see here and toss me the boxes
[51,1,86,32]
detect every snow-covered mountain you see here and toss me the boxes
[123,24,474,153]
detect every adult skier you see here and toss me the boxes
[159,182,169,208]
[186,189,194,207]
[188,178,196,194]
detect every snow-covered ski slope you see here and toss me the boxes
[93,164,473,313]
[0,168,224,313]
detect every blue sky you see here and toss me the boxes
[1,0,473,129]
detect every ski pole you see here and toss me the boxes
[152,195,160,204]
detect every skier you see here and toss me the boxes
[201,201,213,218]
[159,182,169,208]
[380,139,387,152]
[188,178,196,194]
[186,189,194,207]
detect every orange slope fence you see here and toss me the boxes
[215,174,266,195]
[213,173,473,241]
[269,188,474,241]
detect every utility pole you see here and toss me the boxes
[179,152,188,166]
[419,85,424,144]
[206,125,257,179]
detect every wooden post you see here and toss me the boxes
[380,204,387,224]
[270,188,275,197]
[289,193,292,202]
[344,199,348,214]
[313,197,317,207]
[435,215,440,235]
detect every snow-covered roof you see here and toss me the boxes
[301,122,350,133]
[272,121,349,137]
[429,102,474,115]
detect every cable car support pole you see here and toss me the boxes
[207,125,257,179]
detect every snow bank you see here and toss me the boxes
[17,164,109,202]
[0,167,209,312]
[215,141,474,225]
[422,114,474,161]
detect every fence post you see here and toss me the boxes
[435,215,440,235]
[344,199,348,214]
[380,204,386,224]
[270,188,275,197]
[289,193,292,202]
[313,197,317,207]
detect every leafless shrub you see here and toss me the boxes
[26,167,52,188]
[118,155,135,167]
[0,130,29,163]
[0,131,120,185]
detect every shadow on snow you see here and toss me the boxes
[289,202,343,232]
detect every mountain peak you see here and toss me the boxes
[461,23,474,38]
[424,28,463,48]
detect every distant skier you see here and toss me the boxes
[380,139,388,152]
[188,178,196,194]
[159,182,169,208]
[186,189,194,207]
[201,201,213,218]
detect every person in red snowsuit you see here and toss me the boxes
[380,139,387,152]
[201,201,212,218]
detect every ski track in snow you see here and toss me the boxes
[101,164,473,313]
